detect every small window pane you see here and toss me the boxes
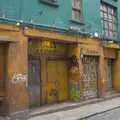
[109,23,113,29]
[72,0,80,9]
[104,21,108,29]
[113,24,116,31]
[104,30,108,37]
[72,9,81,21]
[108,14,112,21]
[108,7,112,14]
[103,5,107,12]
[113,32,116,37]
[109,31,113,37]
[104,13,107,19]
[111,9,114,15]
[113,16,116,23]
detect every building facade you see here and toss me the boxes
[0,0,120,115]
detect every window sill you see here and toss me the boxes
[71,19,85,25]
[102,36,117,41]
[40,0,59,7]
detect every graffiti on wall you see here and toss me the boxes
[12,73,28,85]
[70,81,81,101]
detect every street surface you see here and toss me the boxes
[29,97,120,120]
[29,108,120,120]
[81,107,120,120]
[0,97,120,120]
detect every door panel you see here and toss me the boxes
[47,60,68,104]
[57,61,68,101]
[47,61,57,103]
[106,59,113,90]
[28,60,41,107]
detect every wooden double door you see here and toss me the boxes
[28,59,68,106]
[46,60,68,104]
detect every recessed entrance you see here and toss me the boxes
[0,44,7,113]
[28,38,69,106]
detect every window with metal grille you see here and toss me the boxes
[72,0,83,22]
[100,2,117,39]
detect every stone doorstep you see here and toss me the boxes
[29,93,120,118]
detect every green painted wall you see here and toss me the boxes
[21,0,72,28]
[0,0,21,19]
[82,0,101,35]
[0,0,120,40]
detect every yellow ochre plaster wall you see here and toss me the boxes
[0,23,120,106]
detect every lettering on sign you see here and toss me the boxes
[82,48,100,56]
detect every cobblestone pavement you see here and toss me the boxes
[81,107,120,120]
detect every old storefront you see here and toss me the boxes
[28,38,70,106]
[0,22,120,117]
[23,27,120,107]
[77,42,102,100]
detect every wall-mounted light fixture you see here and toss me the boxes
[94,32,99,38]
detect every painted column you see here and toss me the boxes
[99,47,108,97]
[6,32,29,116]
[69,44,82,101]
